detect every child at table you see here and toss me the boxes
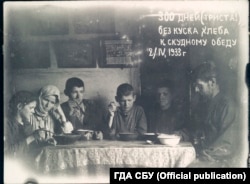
[104,83,147,139]
[61,77,103,139]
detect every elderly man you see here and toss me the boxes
[190,62,240,167]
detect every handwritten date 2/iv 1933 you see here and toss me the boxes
[147,47,187,59]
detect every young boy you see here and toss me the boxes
[105,83,147,138]
[61,77,103,139]
[147,81,189,141]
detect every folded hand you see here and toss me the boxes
[108,102,117,116]
[62,121,74,133]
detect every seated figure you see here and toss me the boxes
[104,83,147,139]
[61,77,103,139]
[5,91,41,158]
[189,62,241,167]
[30,85,73,145]
[147,80,189,141]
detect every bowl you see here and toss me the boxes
[53,133,81,145]
[157,134,181,146]
[142,133,157,142]
[75,129,94,140]
[119,133,139,141]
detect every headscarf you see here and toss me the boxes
[35,85,60,117]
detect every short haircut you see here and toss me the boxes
[9,91,37,114]
[116,83,135,99]
[192,62,217,82]
[155,80,174,94]
[64,77,84,96]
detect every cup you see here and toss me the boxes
[82,131,93,140]
[76,129,94,140]
[94,131,103,140]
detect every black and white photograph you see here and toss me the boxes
[3,0,249,183]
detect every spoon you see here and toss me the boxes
[38,126,55,135]
[146,140,154,145]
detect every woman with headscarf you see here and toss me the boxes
[30,85,73,145]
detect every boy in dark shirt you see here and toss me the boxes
[147,81,189,141]
[61,77,103,139]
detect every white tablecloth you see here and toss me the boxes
[35,140,196,176]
